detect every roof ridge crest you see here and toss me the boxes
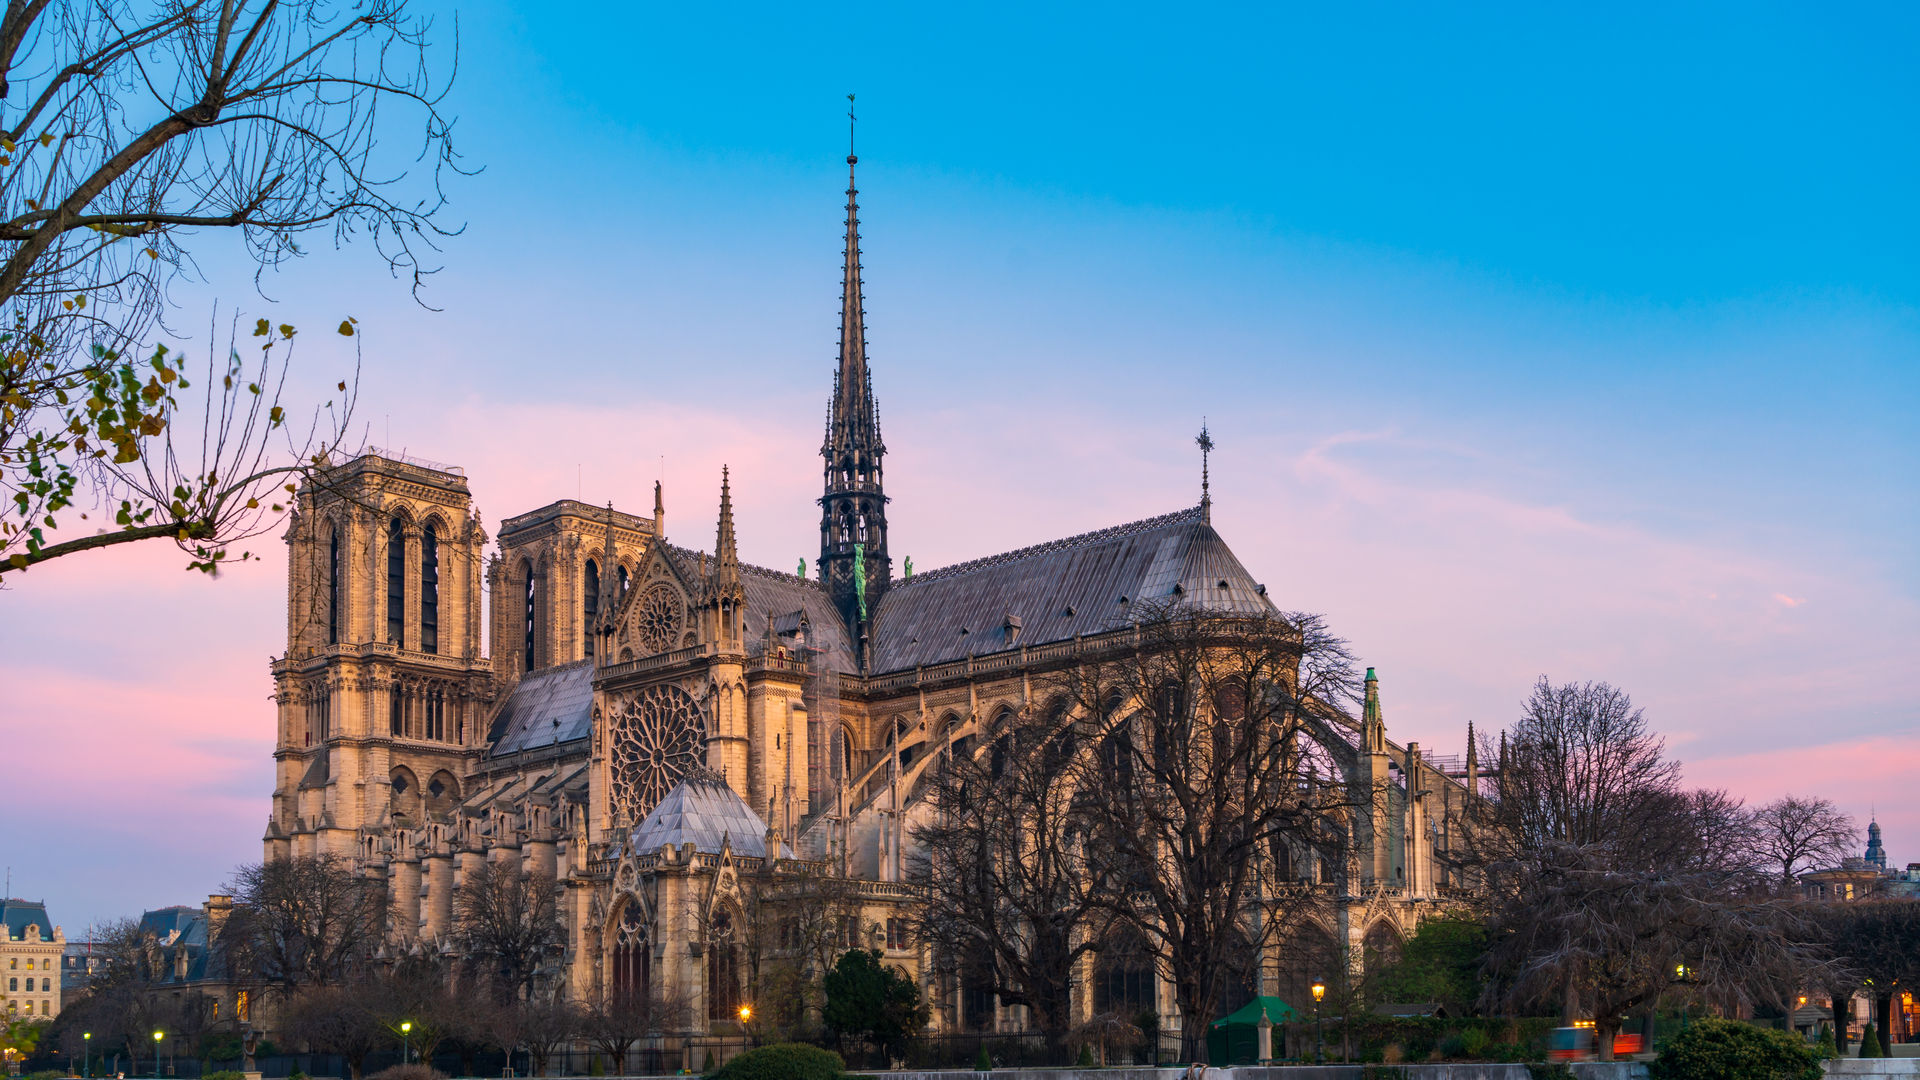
[902,505,1206,586]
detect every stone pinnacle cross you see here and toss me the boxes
[1196,420,1214,522]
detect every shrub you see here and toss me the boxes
[1647,1016,1820,1080]
[205,1071,249,1080]
[1076,1043,1095,1067]
[366,1067,446,1080]
[974,1045,993,1071]
[711,1043,843,1080]
[1439,1032,1467,1059]
[1815,1028,1837,1059]
[1490,1041,1525,1062]
[1860,1022,1884,1058]
[1461,1027,1492,1058]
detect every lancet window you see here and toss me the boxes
[583,559,600,659]
[421,522,440,654]
[386,518,406,647]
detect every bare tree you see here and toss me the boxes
[516,995,581,1078]
[733,857,868,1040]
[1468,679,1825,1059]
[0,0,459,577]
[908,696,1117,1059]
[1055,604,1366,1062]
[219,853,387,994]
[581,986,691,1075]
[1752,796,1857,889]
[279,982,385,1080]
[1814,899,1920,1056]
[451,862,565,1002]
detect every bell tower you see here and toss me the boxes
[818,144,890,664]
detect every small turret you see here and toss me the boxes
[1362,667,1386,754]
[1865,819,1887,870]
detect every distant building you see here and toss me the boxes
[1,898,66,1019]
[1800,818,1920,902]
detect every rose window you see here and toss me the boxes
[609,683,704,823]
[636,584,683,654]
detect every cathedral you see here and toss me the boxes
[264,151,1479,1055]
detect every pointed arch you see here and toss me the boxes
[706,904,742,1022]
[386,516,407,647]
[326,522,342,645]
[583,559,601,659]
[420,519,441,654]
[520,557,538,671]
[609,893,652,1001]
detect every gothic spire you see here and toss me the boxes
[818,107,892,659]
[597,501,618,632]
[827,138,881,459]
[714,466,741,600]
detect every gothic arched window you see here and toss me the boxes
[421,522,440,654]
[611,901,650,1000]
[583,560,600,660]
[707,910,740,1021]
[386,518,406,647]
[521,560,537,671]
[326,526,341,645]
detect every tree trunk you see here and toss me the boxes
[1831,993,1852,1055]
[1875,994,1893,1054]
[1595,1017,1618,1061]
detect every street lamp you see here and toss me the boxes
[400,1021,412,1066]
[83,1032,91,1079]
[738,1003,754,1049]
[153,1031,164,1079]
[1311,981,1326,1061]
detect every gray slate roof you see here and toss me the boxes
[1,898,52,941]
[662,546,858,674]
[488,660,595,755]
[867,506,1275,673]
[625,767,789,859]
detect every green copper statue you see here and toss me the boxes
[797,557,806,579]
[903,556,913,579]
[853,542,867,620]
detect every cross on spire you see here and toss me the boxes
[1196,421,1214,523]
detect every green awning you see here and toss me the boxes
[1211,995,1300,1027]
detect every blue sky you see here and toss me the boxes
[4,2,1917,928]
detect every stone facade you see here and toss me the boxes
[1,899,64,1020]
[262,154,1482,1049]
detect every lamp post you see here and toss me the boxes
[400,1021,412,1066]
[738,1004,754,1049]
[83,1032,90,1079]
[1311,981,1326,1062]
[153,1031,164,1079]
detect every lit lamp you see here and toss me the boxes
[153,1031,164,1080]
[738,1003,755,1050]
[400,1021,413,1066]
[1311,981,1327,1061]
[83,1032,91,1079]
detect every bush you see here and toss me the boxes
[205,1071,249,1080]
[1439,1032,1467,1059]
[366,1067,446,1080]
[1647,1017,1821,1080]
[1815,1028,1837,1059]
[975,1045,993,1071]
[1076,1043,1095,1067]
[1461,1027,1492,1058]
[1860,1022,1884,1058]
[712,1043,843,1080]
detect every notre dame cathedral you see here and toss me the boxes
[264,151,1480,1054]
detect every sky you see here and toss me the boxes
[3,2,1917,931]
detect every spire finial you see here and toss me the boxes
[1196,420,1214,523]
[847,93,857,164]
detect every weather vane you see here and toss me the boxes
[847,93,856,159]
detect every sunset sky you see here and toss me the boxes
[4,3,1916,930]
